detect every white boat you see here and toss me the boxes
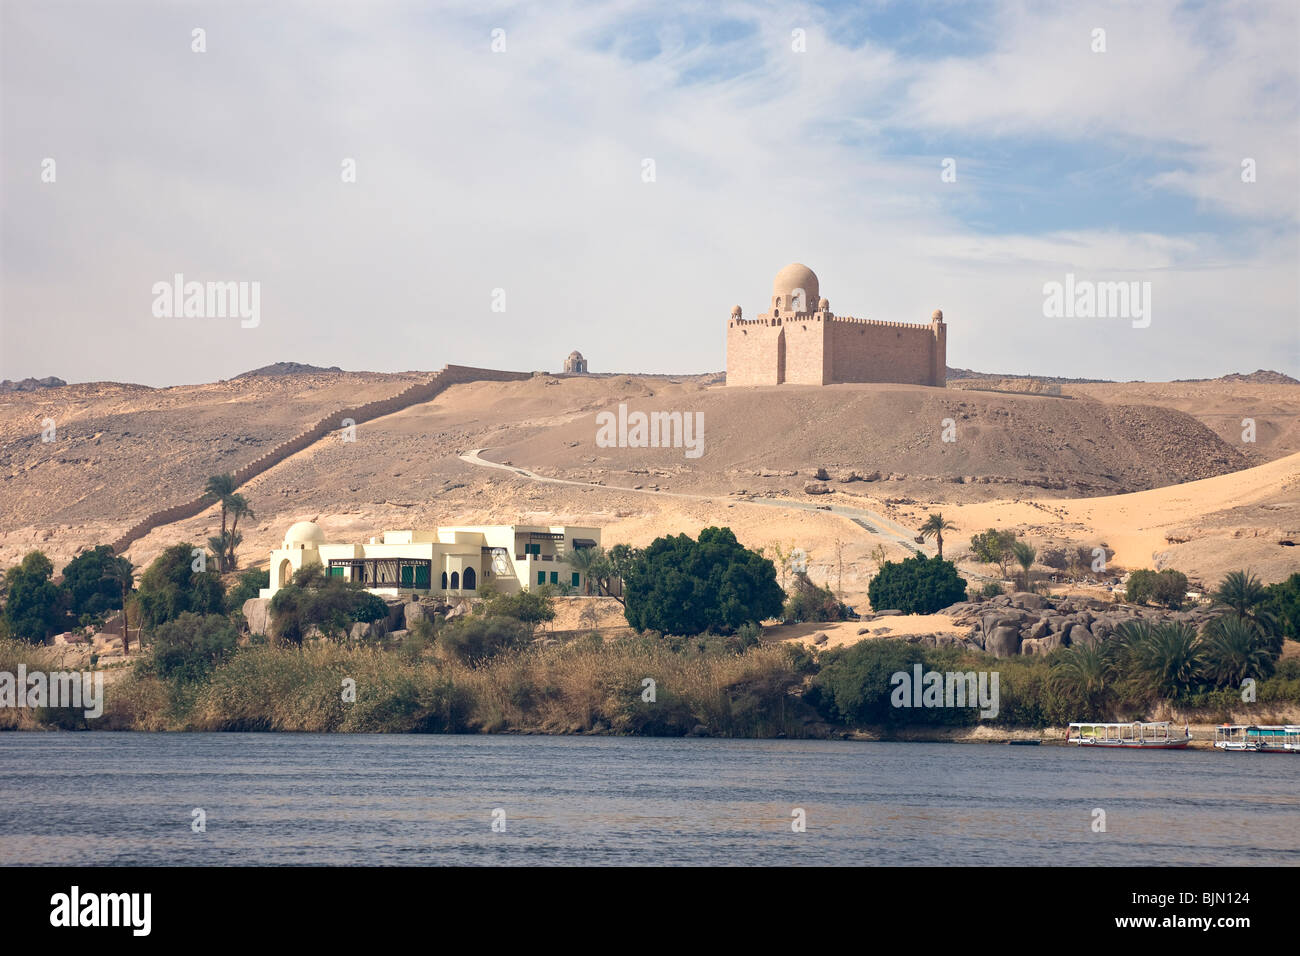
[1213,724,1300,753]
[1066,721,1192,749]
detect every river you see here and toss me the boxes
[1,733,1296,865]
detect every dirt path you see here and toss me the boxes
[459,448,931,555]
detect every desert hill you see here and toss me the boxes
[1,368,1296,594]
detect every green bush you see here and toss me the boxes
[623,527,784,636]
[437,615,530,663]
[2,551,63,642]
[137,612,238,684]
[225,568,270,614]
[1262,572,1300,641]
[783,574,850,623]
[1125,568,1188,609]
[269,572,391,644]
[136,543,225,631]
[482,590,555,634]
[60,545,133,624]
[808,640,972,726]
[868,555,967,614]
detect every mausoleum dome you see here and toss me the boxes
[772,263,819,305]
[731,305,742,317]
[818,297,829,311]
[284,521,325,548]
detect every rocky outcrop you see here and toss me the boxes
[939,592,1220,656]
[243,597,271,636]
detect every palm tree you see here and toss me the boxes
[1011,540,1037,591]
[103,556,135,655]
[1201,615,1275,689]
[919,513,957,560]
[1126,621,1203,700]
[203,473,237,572]
[1211,569,1279,648]
[225,494,254,570]
[565,544,599,595]
[1050,643,1115,717]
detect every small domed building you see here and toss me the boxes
[726,262,946,387]
[563,350,588,374]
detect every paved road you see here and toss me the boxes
[459,448,929,555]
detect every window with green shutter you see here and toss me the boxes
[537,571,545,585]
[571,572,580,587]
[550,572,558,584]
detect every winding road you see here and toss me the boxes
[458,448,930,556]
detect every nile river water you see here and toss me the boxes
[1,733,1296,865]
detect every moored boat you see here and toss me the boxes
[1066,721,1192,749]
[1213,724,1300,753]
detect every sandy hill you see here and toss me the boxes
[1,370,1296,594]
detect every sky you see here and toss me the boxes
[2,0,1298,386]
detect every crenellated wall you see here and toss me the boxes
[109,364,532,557]
[726,311,946,388]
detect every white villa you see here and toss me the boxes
[260,521,602,600]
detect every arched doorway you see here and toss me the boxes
[463,566,476,590]
[278,558,293,587]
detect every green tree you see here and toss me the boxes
[225,568,270,614]
[1011,541,1037,591]
[623,527,783,636]
[970,529,1016,578]
[137,612,238,684]
[483,589,555,637]
[268,566,389,644]
[1050,642,1117,718]
[203,473,237,572]
[3,551,63,642]
[224,494,254,570]
[919,513,957,561]
[1262,572,1300,641]
[1120,620,1203,699]
[868,554,968,614]
[1200,615,1276,689]
[135,543,225,632]
[60,546,133,624]
[1212,570,1279,649]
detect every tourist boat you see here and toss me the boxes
[1213,724,1300,753]
[1066,721,1192,749]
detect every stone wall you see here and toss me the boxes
[828,318,939,386]
[725,319,785,386]
[109,364,532,557]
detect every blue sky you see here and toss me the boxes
[2,0,1297,385]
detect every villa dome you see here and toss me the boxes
[772,262,819,306]
[284,521,324,547]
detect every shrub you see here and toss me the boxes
[135,543,225,631]
[437,615,531,663]
[269,574,392,644]
[783,573,850,623]
[808,640,971,726]
[482,590,555,635]
[1125,568,1188,609]
[60,546,133,624]
[1262,572,1300,641]
[136,612,238,684]
[623,527,784,636]
[868,555,967,614]
[2,552,63,642]
[225,568,270,614]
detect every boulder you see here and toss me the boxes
[987,625,1022,658]
[813,632,829,646]
[403,602,426,629]
[804,482,830,495]
[1026,617,1050,640]
[243,597,272,636]
[813,467,830,481]
[1010,592,1045,610]
[1067,623,1093,647]
[350,621,372,642]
